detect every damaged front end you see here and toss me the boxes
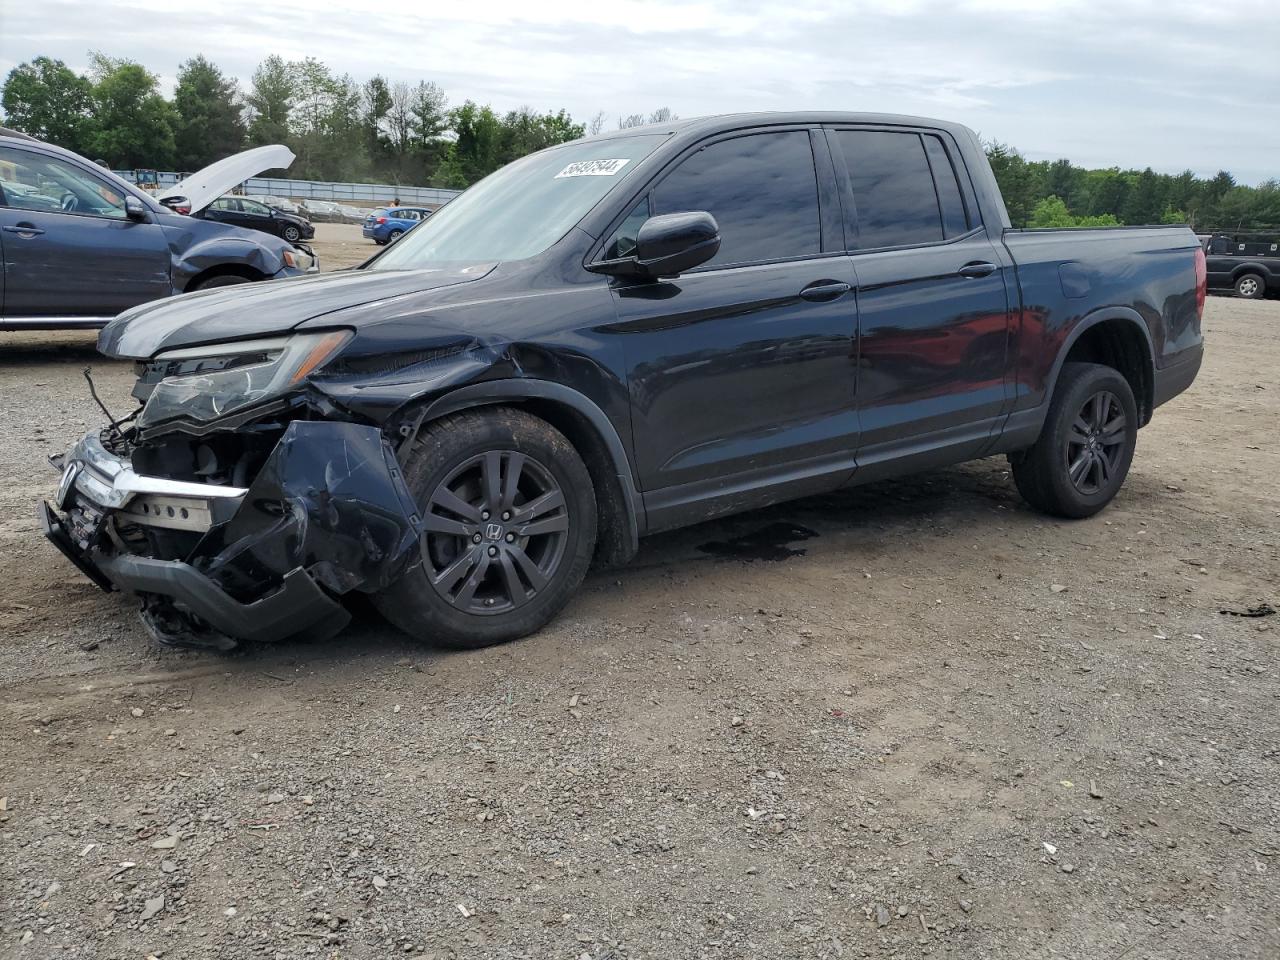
[42,420,422,650]
[39,331,444,649]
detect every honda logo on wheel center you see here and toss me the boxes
[485,523,503,540]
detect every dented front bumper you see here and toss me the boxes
[42,421,423,649]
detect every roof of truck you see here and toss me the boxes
[587,112,976,140]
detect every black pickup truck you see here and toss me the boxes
[1202,232,1279,299]
[42,112,1206,651]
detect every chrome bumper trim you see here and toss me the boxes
[61,432,247,514]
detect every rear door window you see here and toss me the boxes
[651,130,821,267]
[833,130,946,249]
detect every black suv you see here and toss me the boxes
[42,113,1204,652]
[196,195,315,243]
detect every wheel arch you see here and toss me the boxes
[1051,308,1155,426]
[1229,263,1269,282]
[399,379,641,566]
[183,263,266,291]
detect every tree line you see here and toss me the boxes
[986,143,1278,232]
[1,52,1275,229]
[0,53,675,189]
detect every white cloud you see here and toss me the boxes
[0,0,1275,182]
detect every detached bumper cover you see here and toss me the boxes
[42,421,423,647]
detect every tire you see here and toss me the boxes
[374,238,386,246]
[388,229,404,242]
[373,407,597,649]
[282,225,301,242]
[191,274,252,291]
[1234,273,1265,299]
[1011,362,1138,519]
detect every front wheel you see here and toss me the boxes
[1235,273,1265,299]
[373,407,597,649]
[1011,362,1138,518]
[282,225,301,242]
[191,273,252,291]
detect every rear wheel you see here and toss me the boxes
[373,408,597,649]
[191,273,252,291]
[1011,362,1138,518]
[1235,273,1265,299]
[388,229,404,242]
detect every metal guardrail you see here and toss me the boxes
[115,170,461,208]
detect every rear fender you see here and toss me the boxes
[997,307,1154,452]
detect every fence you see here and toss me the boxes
[114,170,461,208]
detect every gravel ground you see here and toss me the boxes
[0,265,1277,958]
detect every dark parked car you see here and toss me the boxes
[198,195,315,243]
[0,132,315,330]
[362,206,432,244]
[1202,232,1278,299]
[42,112,1205,653]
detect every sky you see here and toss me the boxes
[1,0,1277,184]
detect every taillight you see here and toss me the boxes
[1194,246,1207,320]
[376,216,387,224]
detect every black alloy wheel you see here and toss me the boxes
[373,407,597,649]
[1010,361,1138,519]
[423,451,569,615]
[1064,389,1127,495]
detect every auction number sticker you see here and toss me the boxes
[555,158,631,178]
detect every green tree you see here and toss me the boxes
[246,55,293,146]
[1029,196,1120,228]
[172,55,245,170]
[1043,158,1080,210]
[984,141,1037,226]
[1028,195,1076,228]
[409,81,449,172]
[497,107,584,166]
[84,53,176,168]
[1082,168,1128,221]
[361,75,392,161]
[1121,167,1166,225]
[0,56,95,153]
[435,101,505,187]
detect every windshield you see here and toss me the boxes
[369,134,666,269]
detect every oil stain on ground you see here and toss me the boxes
[697,522,818,562]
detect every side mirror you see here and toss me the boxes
[589,211,720,280]
[124,196,149,222]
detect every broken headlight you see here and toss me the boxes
[137,330,352,428]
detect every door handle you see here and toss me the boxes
[798,280,852,302]
[2,223,45,237]
[957,260,997,279]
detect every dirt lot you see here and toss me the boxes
[311,222,379,271]
[1,259,1277,958]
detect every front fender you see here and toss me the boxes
[166,230,292,290]
[409,378,643,557]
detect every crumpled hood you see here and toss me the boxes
[157,144,295,215]
[98,264,497,359]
